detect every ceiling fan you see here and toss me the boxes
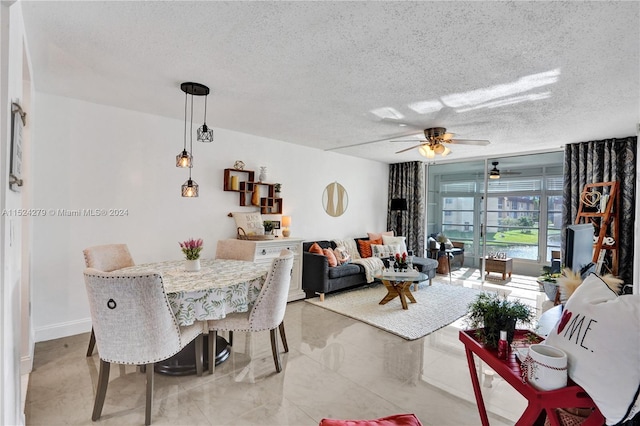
[394,127,490,158]
[488,161,522,179]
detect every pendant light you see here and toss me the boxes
[197,94,214,143]
[179,82,210,197]
[176,89,192,168]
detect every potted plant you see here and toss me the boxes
[274,183,282,196]
[465,292,533,348]
[179,238,203,271]
[263,220,274,234]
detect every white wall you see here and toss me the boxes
[31,92,389,342]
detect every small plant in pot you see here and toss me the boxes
[263,220,275,234]
[465,292,534,349]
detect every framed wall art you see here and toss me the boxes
[9,103,25,192]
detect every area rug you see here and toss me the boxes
[306,281,481,340]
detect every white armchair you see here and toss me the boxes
[84,268,204,425]
[83,244,135,356]
[207,250,294,374]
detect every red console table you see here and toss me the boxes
[459,329,604,426]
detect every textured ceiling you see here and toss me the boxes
[21,1,640,164]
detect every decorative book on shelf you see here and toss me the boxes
[223,168,283,214]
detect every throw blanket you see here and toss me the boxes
[351,257,384,283]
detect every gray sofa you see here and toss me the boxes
[302,238,438,300]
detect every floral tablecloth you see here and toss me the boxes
[116,259,269,326]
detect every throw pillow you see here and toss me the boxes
[319,413,423,426]
[544,273,640,424]
[333,238,361,260]
[371,244,400,259]
[323,248,338,267]
[367,231,394,241]
[382,235,407,255]
[231,211,264,235]
[357,238,382,258]
[308,242,324,255]
[333,246,351,265]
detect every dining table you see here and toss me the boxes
[116,258,270,375]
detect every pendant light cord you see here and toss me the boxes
[189,88,194,179]
[183,91,188,151]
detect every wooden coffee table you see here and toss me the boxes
[375,272,427,310]
[485,257,513,280]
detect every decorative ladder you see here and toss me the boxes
[574,181,619,275]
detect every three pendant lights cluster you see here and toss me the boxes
[176,82,213,197]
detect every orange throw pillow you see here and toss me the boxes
[309,242,324,255]
[323,248,338,267]
[357,238,382,258]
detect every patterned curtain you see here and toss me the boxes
[563,136,637,286]
[388,162,426,257]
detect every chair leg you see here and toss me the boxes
[270,328,282,373]
[228,330,233,346]
[208,330,218,374]
[92,359,110,421]
[145,362,154,426]
[86,328,96,357]
[278,321,289,353]
[194,334,203,377]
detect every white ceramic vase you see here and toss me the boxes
[184,259,201,272]
[526,344,568,391]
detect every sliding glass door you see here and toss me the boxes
[426,152,564,276]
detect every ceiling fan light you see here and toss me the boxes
[441,146,451,156]
[418,145,430,158]
[434,143,445,154]
[489,167,501,179]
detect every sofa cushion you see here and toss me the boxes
[323,248,338,267]
[333,238,361,260]
[304,240,333,252]
[367,231,394,241]
[309,242,324,255]
[334,246,351,265]
[382,235,407,254]
[328,263,363,279]
[371,244,400,259]
[357,238,382,258]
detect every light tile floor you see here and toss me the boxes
[24,270,551,425]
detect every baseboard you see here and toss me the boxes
[34,317,91,342]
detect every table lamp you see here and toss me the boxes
[282,216,291,237]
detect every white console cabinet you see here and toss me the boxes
[215,238,305,302]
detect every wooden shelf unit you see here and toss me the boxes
[223,168,283,214]
[575,181,619,275]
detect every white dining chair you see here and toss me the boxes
[84,268,205,426]
[207,250,294,374]
[83,244,135,357]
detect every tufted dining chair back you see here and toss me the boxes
[84,268,204,425]
[83,243,135,356]
[248,250,294,332]
[207,250,294,374]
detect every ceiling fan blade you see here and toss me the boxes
[441,132,455,141]
[502,170,522,175]
[448,138,490,146]
[395,143,427,154]
[391,139,427,143]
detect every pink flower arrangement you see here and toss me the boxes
[395,252,408,263]
[179,238,203,260]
